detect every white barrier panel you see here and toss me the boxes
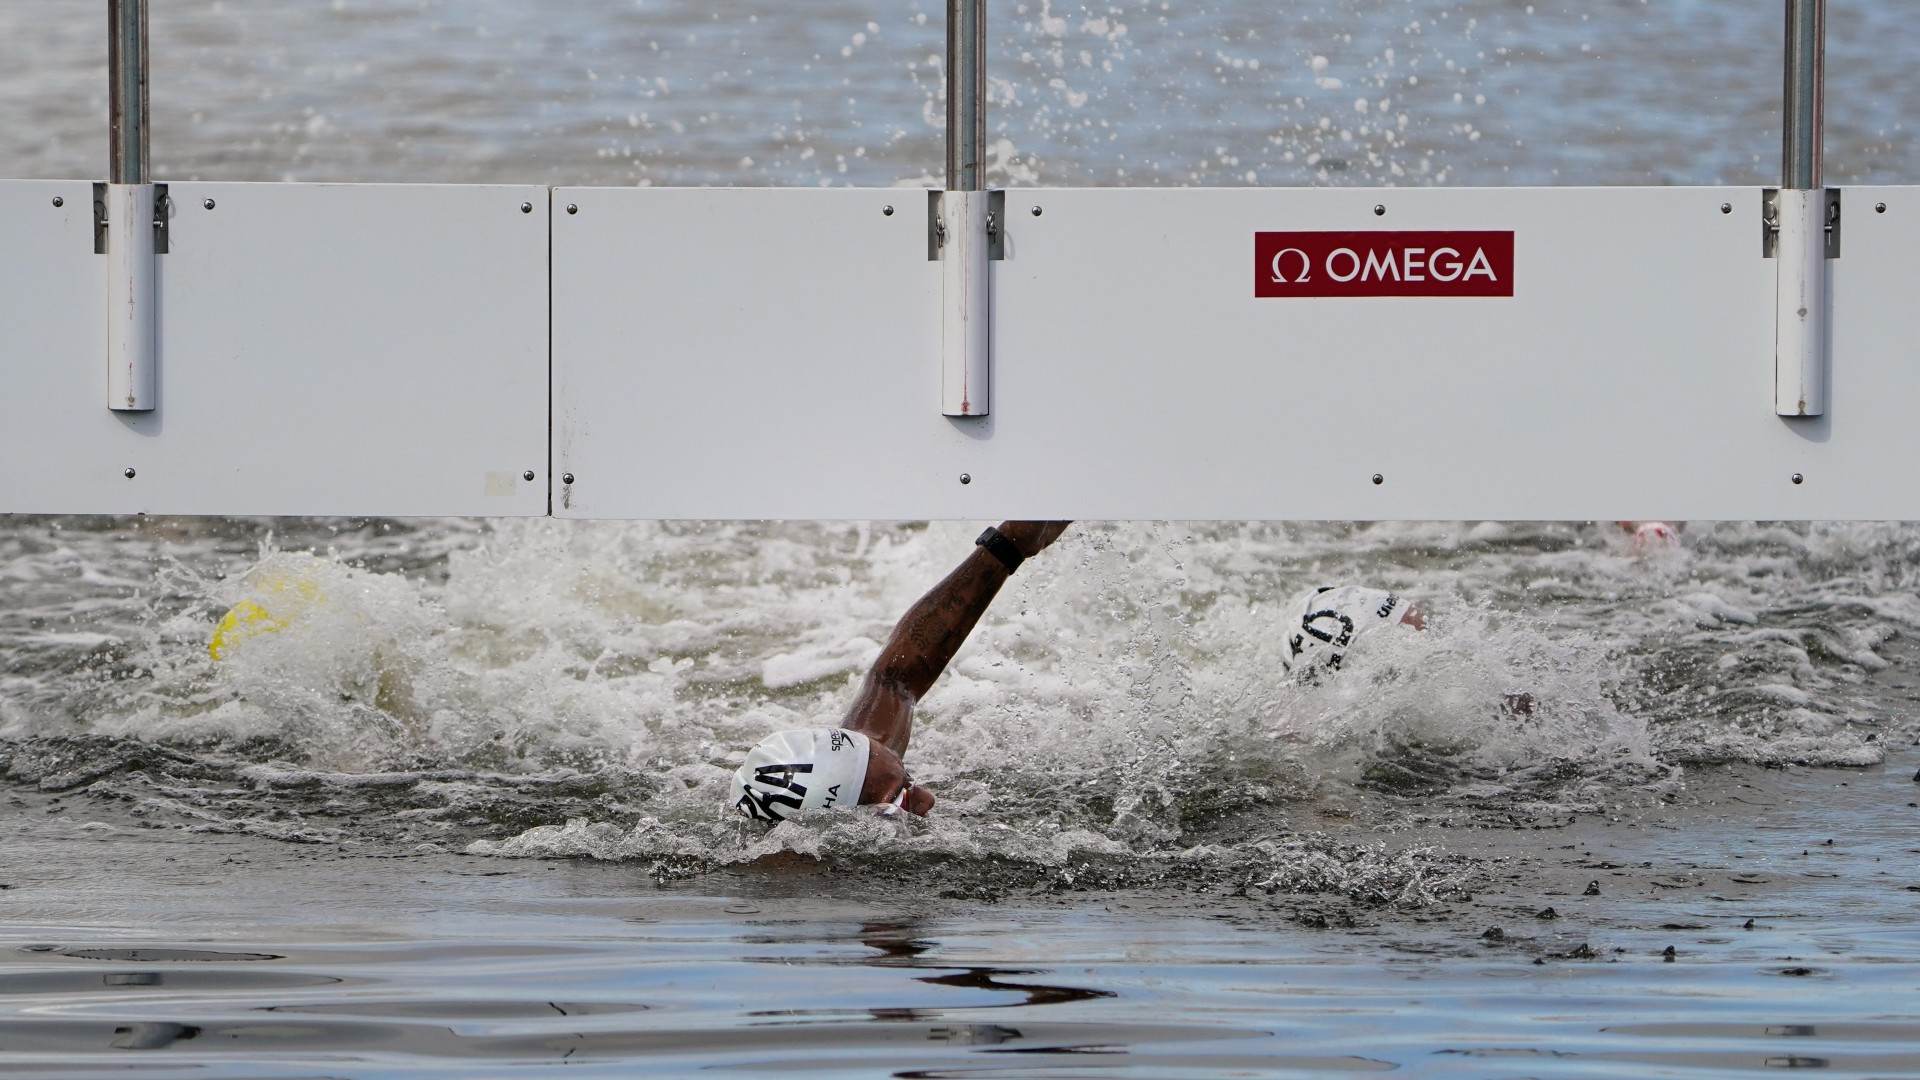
[0,181,549,517]
[552,185,1920,520]
[551,188,941,518]
[8,182,1917,520]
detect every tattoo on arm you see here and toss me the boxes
[844,522,1068,756]
[878,550,1008,699]
[844,549,1011,752]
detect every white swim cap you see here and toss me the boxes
[1629,521,1680,552]
[1281,585,1409,677]
[729,728,872,823]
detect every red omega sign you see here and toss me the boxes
[1254,231,1514,298]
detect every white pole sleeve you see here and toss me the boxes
[940,190,991,417]
[1773,189,1826,418]
[106,182,157,412]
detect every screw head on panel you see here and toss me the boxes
[566,203,579,215]
[521,202,534,214]
[203,198,215,210]
[523,470,536,482]
[959,473,972,485]
[1792,472,1804,485]
[1031,205,1043,217]
[1876,202,1888,214]
[562,472,575,485]
[882,204,894,216]
[1720,202,1733,214]
[51,196,63,208]
[123,467,136,479]
[1373,204,1387,217]
[1371,473,1384,485]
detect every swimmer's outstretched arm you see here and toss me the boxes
[842,521,1071,757]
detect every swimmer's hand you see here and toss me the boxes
[996,520,1072,558]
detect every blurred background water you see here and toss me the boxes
[2,0,1918,188]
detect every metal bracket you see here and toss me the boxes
[93,180,167,254]
[927,189,943,261]
[928,189,1006,262]
[987,189,1005,261]
[153,182,168,254]
[1761,187,1840,259]
[92,182,107,254]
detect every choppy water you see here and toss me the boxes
[6,0,1920,1075]
[5,753,1920,1079]
[7,518,1920,871]
[6,519,1920,1075]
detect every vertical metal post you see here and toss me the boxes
[107,0,158,412]
[1774,0,1826,418]
[945,0,986,194]
[1781,0,1824,191]
[939,0,991,417]
[109,0,149,185]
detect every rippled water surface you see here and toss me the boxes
[6,750,1920,1077]
[5,0,1920,1076]
[6,520,1920,1076]
[4,0,1920,187]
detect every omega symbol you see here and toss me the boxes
[1268,247,1312,284]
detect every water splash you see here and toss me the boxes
[9,518,1911,904]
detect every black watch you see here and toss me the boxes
[975,526,1025,573]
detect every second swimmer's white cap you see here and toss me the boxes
[729,728,871,823]
[1281,585,1408,677]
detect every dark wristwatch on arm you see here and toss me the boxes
[974,526,1024,573]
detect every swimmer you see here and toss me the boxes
[1281,585,1424,680]
[1282,584,1533,714]
[1617,520,1683,552]
[729,521,1072,823]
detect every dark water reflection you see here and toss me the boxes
[5,746,1920,1075]
[2,871,1919,1075]
[859,918,1116,1020]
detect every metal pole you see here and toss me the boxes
[938,0,991,416]
[107,0,157,412]
[1782,0,1824,190]
[109,0,149,185]
[945,0,985,192]
[1781,0,1824,190]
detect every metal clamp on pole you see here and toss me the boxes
[939,0,990,418]
[1773,0,1827,418]
[106,0,158,413]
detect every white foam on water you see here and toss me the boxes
[93,531,1636,853]
[3,518,1915,901]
